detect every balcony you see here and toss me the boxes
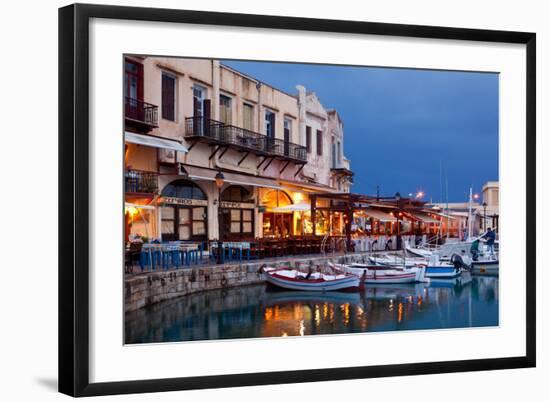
[125,169,159,195]
[125,97,158,133]
[185,117,307,163]
[331,159,354,182]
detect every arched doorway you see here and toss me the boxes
[220,185,255,239]
[261,190,294,238]
[159,179,208,241]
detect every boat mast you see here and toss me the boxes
[445,169,449,240]
[467,187,473,239]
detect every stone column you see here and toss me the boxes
[296,85,307,146]
[212,60,220,121]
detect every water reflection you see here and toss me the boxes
[125,273,499,344]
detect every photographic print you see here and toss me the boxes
[123,56,499,344]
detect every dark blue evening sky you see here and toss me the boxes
[223,60,499,203]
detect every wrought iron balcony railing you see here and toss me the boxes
[125,169,159,194]
[185,117,307,163]
[125,97,158,129]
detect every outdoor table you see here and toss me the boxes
[211,242,251,262]
[140,242,202,271]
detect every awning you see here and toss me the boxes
[181,165,282,190]
[409,211,441,224]
[278,179,338,194]
[125,132,188,153]
[271,203,310,213]
[125,202,155,210]
[363,208,395,222]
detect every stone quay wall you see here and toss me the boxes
[125,252,373,312]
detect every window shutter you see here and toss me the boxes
[137,62,144,101]
[161,74,175,121]
[203,99,211,119]
[203,99,211,135]
[306,126,311,153]
[317,130,323,156]
[269,112,276,138]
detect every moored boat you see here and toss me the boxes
[424,265,462,278]
[334,263,426,284]
[264,268,361,292]
[471,258,499,274]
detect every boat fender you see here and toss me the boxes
[221,276,228,287]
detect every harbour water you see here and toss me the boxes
[125,273,498,344]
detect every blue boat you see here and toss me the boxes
[424,265,461,279]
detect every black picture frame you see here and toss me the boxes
[59,3,536,397]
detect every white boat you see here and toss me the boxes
[369,255,426,268]
[334,263,426,284]
[264,268,361,292]
[404,242,433,258]
[429,272,472,288]
[471,258,499,274]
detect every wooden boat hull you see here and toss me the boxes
[342,264,424,284]
[265,271,360,292]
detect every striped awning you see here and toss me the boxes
[363,208,395,222]
[125,132,188,153]
[409,211,441,224]
[181,165,282,190]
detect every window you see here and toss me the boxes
[283,118,291,156]
[265,110,275,138]
[219,94,232,124]
[124,59,143,122]
[337,141,342,164]
[161,179,206,200]
[316,129,323,156]
[221,186,252,202]
[124,59,142,101]
[160,180,208,241]
[161,73,176,121]
[193,85,206,117]
[306,126,312,153]
[332,140,337,168]
[220,186,254,238]
[243,103,254,131]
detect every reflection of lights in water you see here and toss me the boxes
[264,307,273,321]
[343,303,350,326]
[329,304,335,323]
[388,299,394,312]
[417,296,423,307]
[408,295,413,303]
[323,303,328,320]
[315,305,321,327]
[356,306,364,317]
[281,331,288,337]
[397,302,403,323]
[299,320,305,336]
[293,305,300,320]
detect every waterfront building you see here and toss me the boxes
[426,180,499,239]
[124,57,353,243]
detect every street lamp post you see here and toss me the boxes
[215,171,225,264]
[395,192,401,250]
[482,202,487,232]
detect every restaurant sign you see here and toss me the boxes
[220,201,255,209]
[159,197,208,206]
